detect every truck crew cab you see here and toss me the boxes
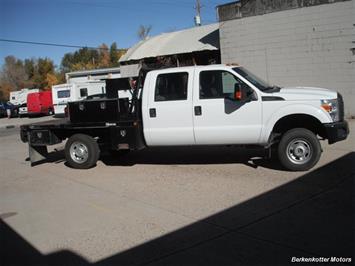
[20,65,349,171]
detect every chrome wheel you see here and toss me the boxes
[286,139,312,165]
[69,141,89,164]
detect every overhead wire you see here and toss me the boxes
[0,38,111,50]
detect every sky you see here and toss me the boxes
[0,0,228,68]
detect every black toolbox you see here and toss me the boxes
[68,98,129,123]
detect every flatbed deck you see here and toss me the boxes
[21,118,139,130]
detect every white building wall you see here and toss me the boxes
[220,1,355,117]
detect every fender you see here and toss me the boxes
[260,103,332,144]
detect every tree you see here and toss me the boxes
[61,47,99,72]
[0,56,28,91]
[110,42,120,66]
[0,83,12,101]
[32,58,56,89]
[137,25,152,40]
[24,58,36,80]
[61,53,74,73]
[98,43,110,68]
[45,73,58,90]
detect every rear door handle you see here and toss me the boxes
[194,106,202,116]
[149,108,156,117]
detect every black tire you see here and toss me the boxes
[65,134,100,169]
[277,128,321,171]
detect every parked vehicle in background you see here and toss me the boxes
[0,102,8,117]
[9,88,39,106]
[8,88,39,118]
[18,104,28,117]
[0,102,18,118]
[27,91,53,116]
[52,81,105,116]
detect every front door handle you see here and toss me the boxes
[194,106,202,116]
[149,108,156,117]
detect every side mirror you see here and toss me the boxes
[234,84,242,101]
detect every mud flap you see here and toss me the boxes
[29,144,48,166]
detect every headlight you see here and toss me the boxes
[321,98,339,122]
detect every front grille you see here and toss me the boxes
[338,93,344,121]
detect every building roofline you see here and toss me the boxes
[66,67,121,77]
[216,0,241,9]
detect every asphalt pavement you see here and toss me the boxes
[0,119,354,266]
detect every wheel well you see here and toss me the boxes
[272,114,326,139]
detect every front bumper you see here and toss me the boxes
[324,121,349,144]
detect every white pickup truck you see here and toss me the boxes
[20,65,349,171]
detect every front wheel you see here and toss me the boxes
[277,128,321,171]
[65,134,100,169]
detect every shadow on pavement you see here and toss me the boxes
[25,149,66,167]
[30,145,285,171]
[1,152,354,266]
[101,146,284,170]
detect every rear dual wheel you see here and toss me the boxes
[65,134,100,169]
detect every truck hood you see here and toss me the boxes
[272,86,337,100]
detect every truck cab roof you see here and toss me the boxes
[148,64,239,74]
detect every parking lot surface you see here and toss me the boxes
[0,115,56,130]
[0,117,354,265]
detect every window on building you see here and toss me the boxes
[155,72,188,102]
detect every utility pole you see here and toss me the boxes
[194,0,202,26]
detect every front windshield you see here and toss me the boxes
[233,67,272,91]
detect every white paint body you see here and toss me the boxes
[142,65,336,146]
[9,88,39,106]
[52,81,105,115]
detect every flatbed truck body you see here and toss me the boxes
[20,65,349,171]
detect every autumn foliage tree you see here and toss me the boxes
[60,42,125,72]
[0,42,126,101]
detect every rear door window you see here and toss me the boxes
[155,72,188,102]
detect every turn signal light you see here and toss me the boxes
[321,103,332,112]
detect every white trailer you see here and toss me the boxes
[9,88,39,106]
[52,81,105,116]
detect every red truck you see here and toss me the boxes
[27,91,54,116]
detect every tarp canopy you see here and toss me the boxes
[119,23,220,63]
